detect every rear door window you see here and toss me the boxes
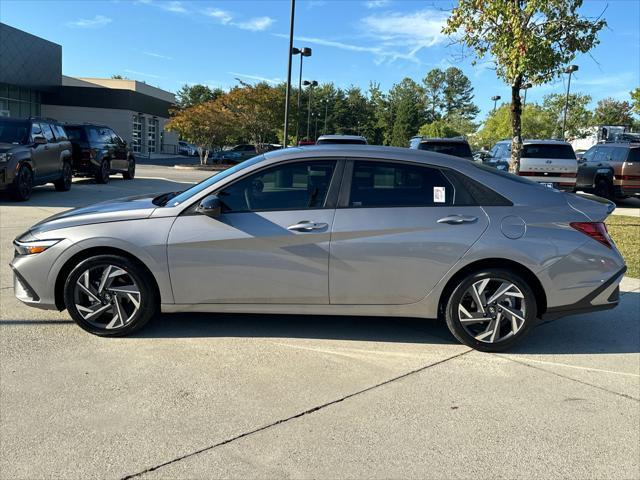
[52,125,68,141]
[65,127,87,142]
[40,123,56,143]
[522,144,575,159]
[348,161,455,207]
[611,147,629,162]
[628,148,639,162]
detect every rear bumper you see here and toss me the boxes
[541,266,626,320]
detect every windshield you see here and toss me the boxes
[167,155,266,206]
[418,141,472,158]
[0,119,30,144]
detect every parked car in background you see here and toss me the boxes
[11,145,625,352]
[227,144,257,162]
[178,141,197,156]
[575,149,615,199]
[581,142,640,199]
[316,135,368,145]
[489,140,577,191]
[0,117,72,201]
[64,124,135,183]
[409,137,474,161]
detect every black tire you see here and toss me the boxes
[63,254,158,337]
[9,164,33,201]
[122,157,135,180]
[445,269,538,352]
[593,177,612,200]
[54,161,73,191]
[95,159,111,184]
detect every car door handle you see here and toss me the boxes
[287,221,328,232]
[437,215,478,225]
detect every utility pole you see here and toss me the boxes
[282,0,295,147]
[562,65,579,140]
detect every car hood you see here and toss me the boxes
[0,142,23,153]
[565,192,615,222]
[30,193,161,235]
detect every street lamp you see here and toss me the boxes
[521,83,532,107]
[491,95,501,113]
[292,47,312,145]
[303,79,318,141]
[282,0,296,148]
[562,64,579,140]
[322,98,329,134]
[312,112,320,140]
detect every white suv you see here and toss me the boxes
[489,139,577,191]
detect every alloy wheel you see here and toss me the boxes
[19,167,33,198]
[456,278,526,344]
[73,264,141,330]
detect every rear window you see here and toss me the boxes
[65,126,87,142]
[522,144,575,159]
[317,138,366,145]
[418,141,472,158]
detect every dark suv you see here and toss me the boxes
[0,117,73,201]
[409,137,474,161]
[64,124,135,183]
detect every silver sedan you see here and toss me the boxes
[11,145,626,352]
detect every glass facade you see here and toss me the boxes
[0,83,41,118]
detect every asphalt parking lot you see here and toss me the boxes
[1,165,639,479]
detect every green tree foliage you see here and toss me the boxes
[418,120,462,138]
[423,68,445,122]
[542,92,592,138]
[176,84,224,109]
[631,88,640,116]
[592,98,635,126]
[422,67,478,122]
[444,0,606,172]
[387,78,426,147]
[474,103,555,149]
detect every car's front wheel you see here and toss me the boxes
[9,164,33,201]
[64,255,157,336]
[445,269,537,352]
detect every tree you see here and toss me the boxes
[418,120,462,138]
[423,68,446,122]
[631,88,640,116]
[223,82,284,152]
[387,78,425,146]
[166,99,235,165]
[444,0,606,172]
[111,74,125,79]
[176,84,223,109]
[542,92,592,138]
[442,67,479,120]
[475,103,555,150]
[592,98,634,126]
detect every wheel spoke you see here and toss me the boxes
[486,282,515,304]
[76,281,100,303]
[470,282,486,313]
[81,303,112,320]
[97,265,113,293]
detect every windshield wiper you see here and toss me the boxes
[152,191,183,207]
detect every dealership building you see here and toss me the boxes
[0,22,178,154]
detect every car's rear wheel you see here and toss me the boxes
[593,177,612,200]
[95,159,110,184]
[123,158,135,180]
[10,164,33,201]
[64,255,157,336]
[445,269,537,352]
[54,161,72,191]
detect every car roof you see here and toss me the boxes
[419,137,469,143]
[597,142,639,147]
[64,123,110,129]
[496,139,572,146]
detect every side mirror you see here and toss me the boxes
[196,194,222,218]
[33,136,47,145]
[577,157,586,164]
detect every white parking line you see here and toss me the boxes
[502,356,640,377]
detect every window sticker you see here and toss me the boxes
[433,186,446,203]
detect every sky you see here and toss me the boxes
[1,0,638,118]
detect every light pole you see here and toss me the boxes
[491,95,501,113]
[521,83,532,108]
[292,47,312,145]
[282,0,296,147]
[313,112,320,140]
[322,98,329,134]
[562,64,579,140]
[303,79,317,140]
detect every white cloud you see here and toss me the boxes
[365,0,390,8]
[124,69,165,79]
[361,8,449,57]
[162,1,186,13]
[204,8,274,31]
[142,51,173,60]
[66,15,112,28]
[227,72,281,84]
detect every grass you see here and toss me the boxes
[606,215,640,278]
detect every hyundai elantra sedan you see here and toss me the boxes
[11,145,626,351]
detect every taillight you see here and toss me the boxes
[570,222,612,249]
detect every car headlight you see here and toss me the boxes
[0,153,12,163]
[13,239,62,255]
